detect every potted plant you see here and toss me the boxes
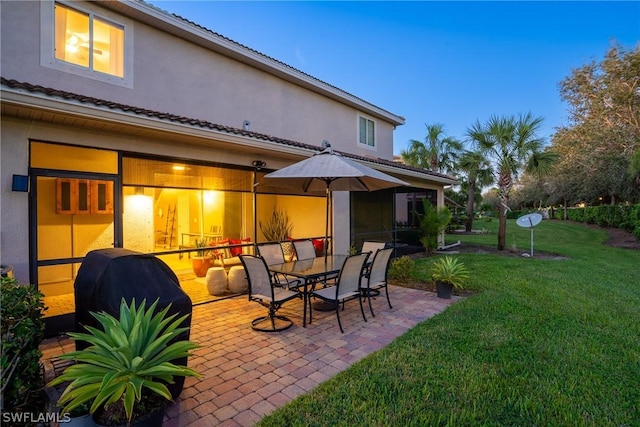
[48,298,200,427]
[430,256,469,299]
[192,238,213,277]
[260,206,294,258]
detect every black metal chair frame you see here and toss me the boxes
[309,252,369,333]
[256,242,302,290]
[239,254,301,332]
[360,247,394,317]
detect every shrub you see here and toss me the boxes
[388,256,415,282]
[418,201,451,253]
[565,204,640,234]
[0,276,46,411]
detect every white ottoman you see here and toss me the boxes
[205,267,227,296]
[227,265,248,294]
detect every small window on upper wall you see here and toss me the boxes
[359,116,376,148]
[54,2,124,78]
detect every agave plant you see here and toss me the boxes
[430,256,469,289]
[48,298,200,424]
[259,206,293,242]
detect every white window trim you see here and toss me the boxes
[40,0,134,88]
[357,114,377,151]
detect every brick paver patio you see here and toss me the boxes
[40,285,455,426]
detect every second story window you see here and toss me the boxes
[359,116,375,148]
[54,2,124,78]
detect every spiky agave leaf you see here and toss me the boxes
[47,297,201,423]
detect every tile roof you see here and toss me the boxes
[1,77,455,182]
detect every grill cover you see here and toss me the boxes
[74,248,192,399]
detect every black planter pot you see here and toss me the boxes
[93,404,165,427]
[436,281,454,299]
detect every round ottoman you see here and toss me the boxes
[227,265,248,294]
[205,267,227,296]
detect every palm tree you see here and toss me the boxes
[467,113,557,250]
[401,123,463,174]
[458,150,494,232]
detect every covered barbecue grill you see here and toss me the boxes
[74,248,192,399]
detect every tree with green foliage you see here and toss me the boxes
[552,43,640,204]
[401,123,463,174]
[467,113,558,250]
[457,150,494,231]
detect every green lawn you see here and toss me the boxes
[258,220,640,426]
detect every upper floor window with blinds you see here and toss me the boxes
[54,2,124,78]
[359,116,376,148]
[358,116,376,147]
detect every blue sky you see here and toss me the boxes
[148,1,640,155]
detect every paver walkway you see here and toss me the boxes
[40,285,455,426]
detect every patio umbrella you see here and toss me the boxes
[263,143,409,259]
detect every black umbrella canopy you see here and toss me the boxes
[263,144,409,257]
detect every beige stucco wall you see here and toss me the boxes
[0,122,31,282]
[1,0,396,161]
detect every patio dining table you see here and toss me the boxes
[268,254,348,327]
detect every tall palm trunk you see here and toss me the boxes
[497,170,512,250]
[465,181,476,232]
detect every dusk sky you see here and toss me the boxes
[148,1,640,155]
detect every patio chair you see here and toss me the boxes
[293,239,337,287]
[239,255,301,332]
[360,247,394,317]
[293,239,317,260]
[309,252,369,333]
[257,243,301,289]
[361,241,386,254]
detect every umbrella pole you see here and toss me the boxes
[253,169,258,247]
[324,185,329,263]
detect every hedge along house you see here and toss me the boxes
[0,0,457,335]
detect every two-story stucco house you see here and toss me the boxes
[0,0,457,334]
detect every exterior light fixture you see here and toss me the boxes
[251,160,266,170]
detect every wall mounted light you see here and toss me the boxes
[11,175,29,192]
[243,120,251,131]
[251,160,266,170]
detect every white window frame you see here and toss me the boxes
[358,114,376,149]
[40,1,134,88]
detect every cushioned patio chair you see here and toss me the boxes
[360,247,394,317]
[239,254,301,332]
[309,252,369,333]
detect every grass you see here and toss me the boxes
[258,220,640,426]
